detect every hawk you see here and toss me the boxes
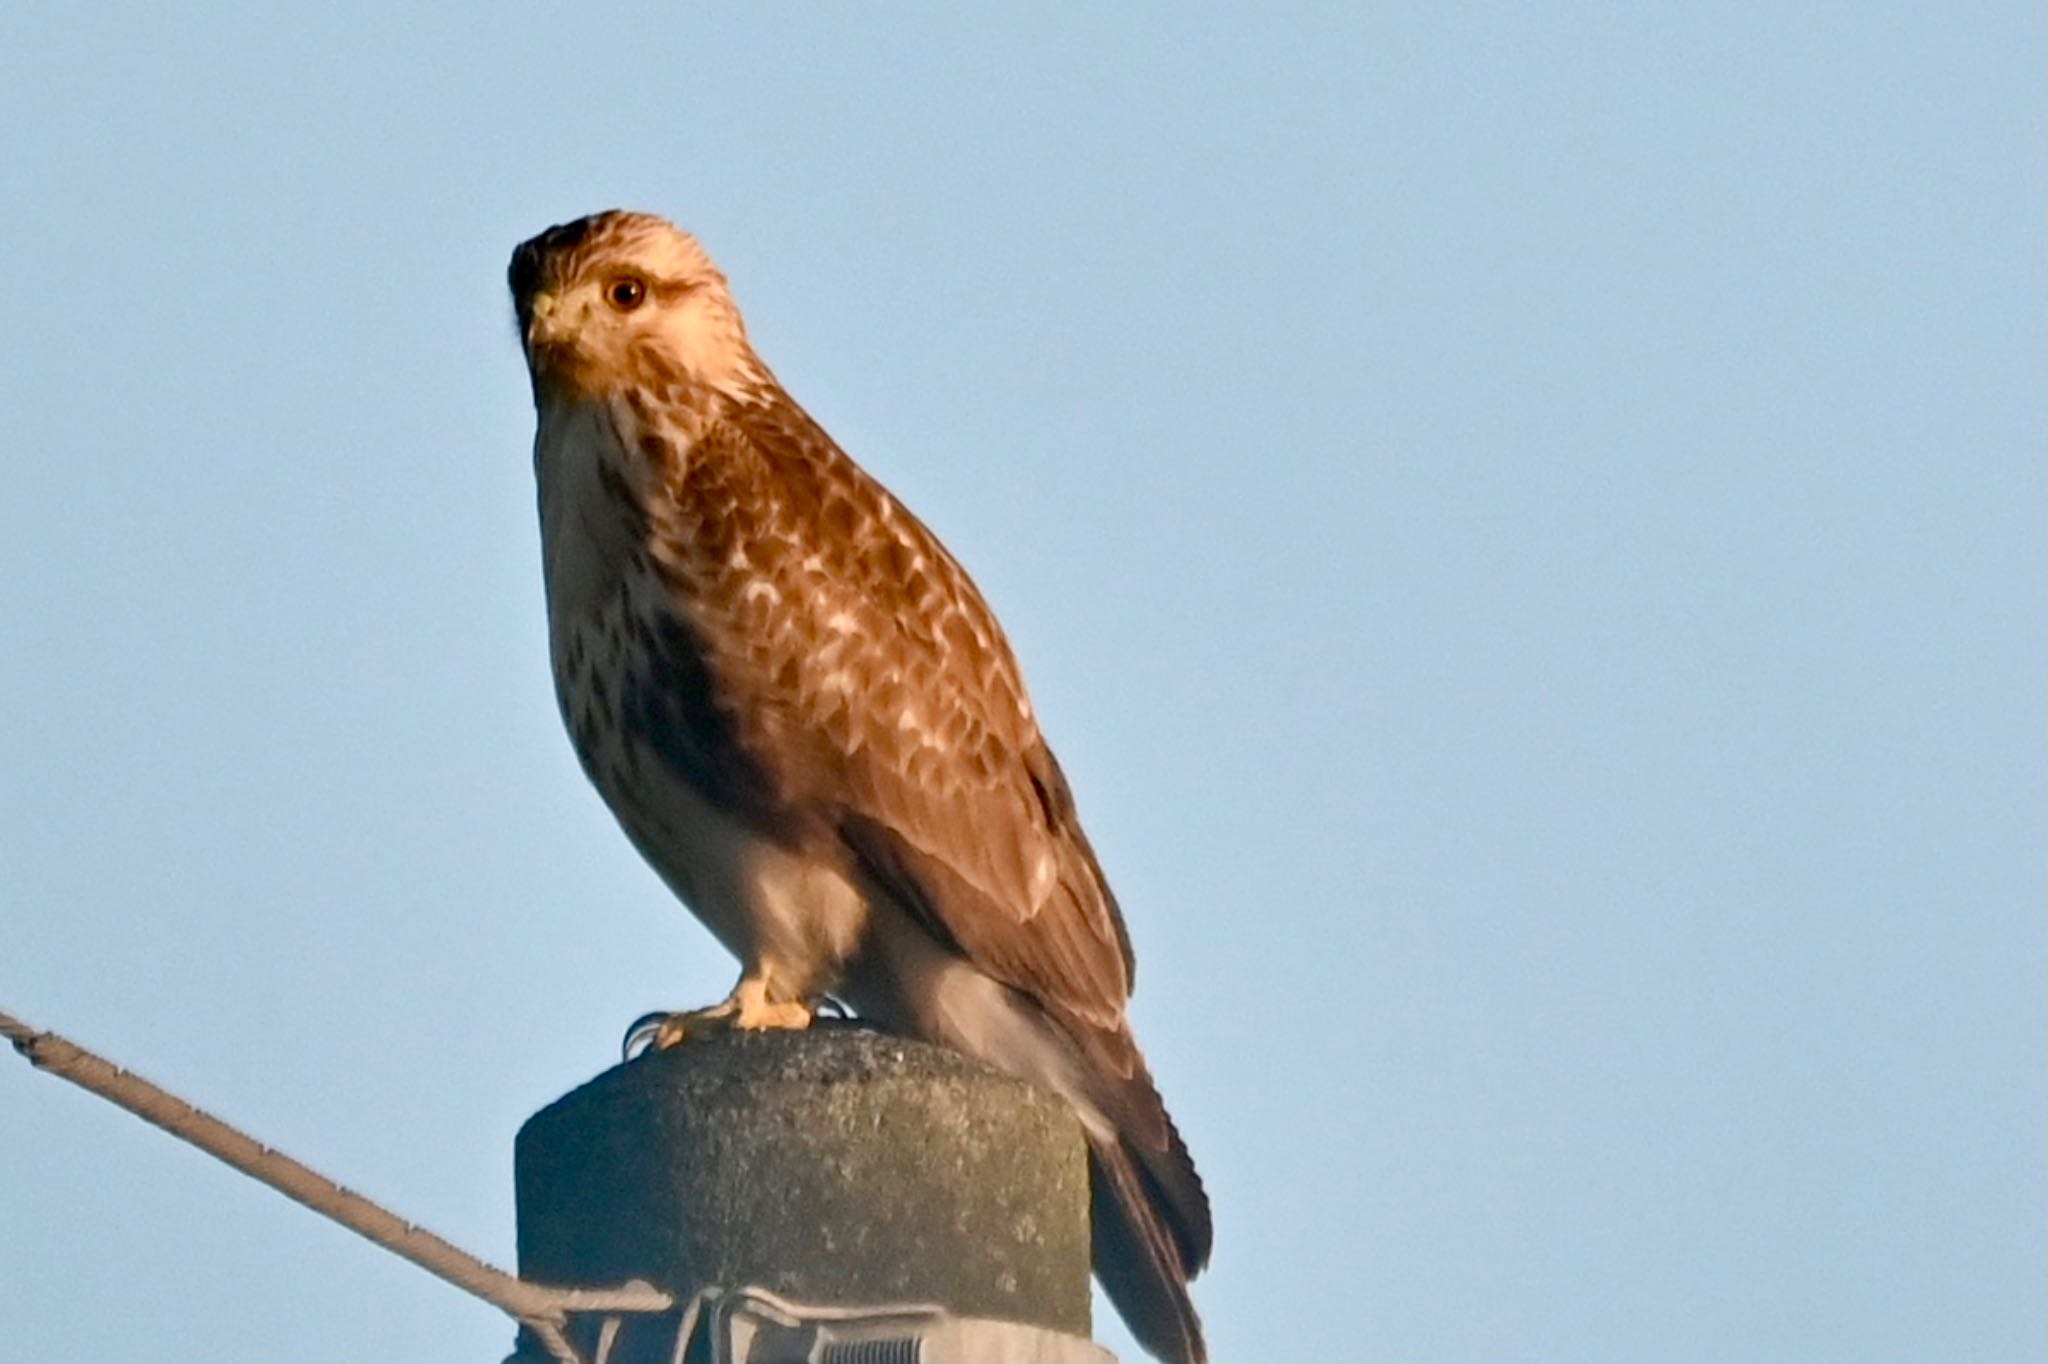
[509,211,1211,1364]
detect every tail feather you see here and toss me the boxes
[865,957,1210,1363]
[1052,1014,1210,1363]
[1091,1134,1208,1364]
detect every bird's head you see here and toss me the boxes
[509,210,762,405]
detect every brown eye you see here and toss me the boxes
[605,275,648,311]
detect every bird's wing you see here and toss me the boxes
[655,386,1213,1332]
[699,388,1140,1034]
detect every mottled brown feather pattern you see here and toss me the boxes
[612,382,1143,1031]
[512,210,1208,1364]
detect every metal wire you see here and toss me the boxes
[1,1005,675,1364]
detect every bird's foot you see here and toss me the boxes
[622,978,813,1059]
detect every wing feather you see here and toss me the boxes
[698,388,1139,1031]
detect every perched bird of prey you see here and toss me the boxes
[509,210,1211,1364]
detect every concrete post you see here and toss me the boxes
[512,1024,1093,1361]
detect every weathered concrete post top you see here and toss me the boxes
[512,1025,1097,1362]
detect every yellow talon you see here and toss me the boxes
[635,976,814,1054]
[729,975,814,1032]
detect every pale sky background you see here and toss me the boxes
[1,6,2041,1363]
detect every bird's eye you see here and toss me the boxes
[605,275,648,312]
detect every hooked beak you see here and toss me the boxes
[525,290,562,347]
[520,290,569,360]
[508,233,563,349]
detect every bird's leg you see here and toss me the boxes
[647,973,814,1051]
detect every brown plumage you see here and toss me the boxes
[510,210,1210,1363]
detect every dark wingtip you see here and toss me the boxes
[1152,1102,1214,1274]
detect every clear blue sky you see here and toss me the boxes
[2,6,2041,1361]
